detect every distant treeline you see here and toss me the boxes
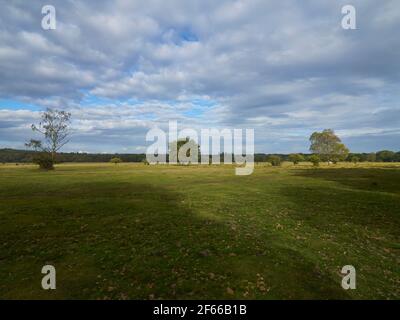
[254,151,400,163]
[0,149,146,163]
[1,148,400,163]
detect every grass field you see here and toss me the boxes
[0,162,399,299]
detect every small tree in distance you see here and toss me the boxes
[169,137,200,164]
[267,155,282,166]
[351,156,360,164]
[309,154,320,167]
[376,150,395,162]
[289,153,305,165]
[26,108,71,170]
[110,157,122,165]
[366,153,376,162]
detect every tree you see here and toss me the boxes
[376,150,395,162]
[267,155,282,166]
[110,157,122,165]
[309,129,349,163]
[357,153,368,162]
[350,155,359,164]
[289,153,305,165]
[366,152,376,162]
[169,137,200,164]
[331,143,350,163]
[25,108,71,169]
[309,154,320,166]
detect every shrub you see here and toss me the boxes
[33,153,54,170]
[267,155,282,166]
[351,156,360,164]
[110,157,122,165]
[366,153,376,162]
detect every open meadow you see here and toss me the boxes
[0,162,399,299]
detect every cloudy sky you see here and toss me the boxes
[0,0,399,153]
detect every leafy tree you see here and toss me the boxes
[110,157,122,165]
[169,137,200,164]
[309,129,349,163]
[308,154,320,166]
[376,150,395,162]
[289,153,305,165]
[356,153,368,162]
[25,108,71,169]
[267,155,282,166]
[331,143,350,164]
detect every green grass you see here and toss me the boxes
[0,162,399,299]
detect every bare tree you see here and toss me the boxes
[26,108,71,169]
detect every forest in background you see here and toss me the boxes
[1,148,399,163]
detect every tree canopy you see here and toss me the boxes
[309,129,349,163]
[289,153,305,164]
[169,137,200,164]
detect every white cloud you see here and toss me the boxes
[0,0,399,152]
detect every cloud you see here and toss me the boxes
[0,0,399,153]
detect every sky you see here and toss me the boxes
[0,0,399,154]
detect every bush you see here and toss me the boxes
[366,153,376,162]
[33,153,54,170]
[110,157,122,165]
[351,156,360,164]
[267,155,282,166]
[308,154,320,167]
